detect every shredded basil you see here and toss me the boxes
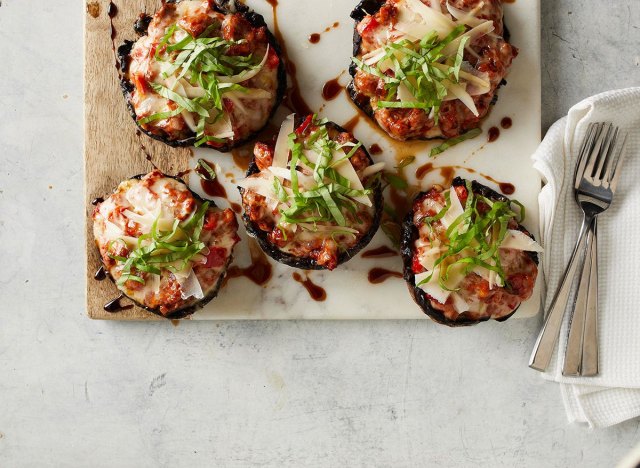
[353,25,475,125]
[272,115,374,231]
[417,182,525,290]
[140,22,269,145]
[395,156,416,170]
[352,25,469,124]
[195,159,217,181]
[429,128,482,157]
[383,172,409,190]
[109,202,210,286]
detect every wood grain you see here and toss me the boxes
[84,0,191,320]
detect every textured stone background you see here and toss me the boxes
[1,1,639,466]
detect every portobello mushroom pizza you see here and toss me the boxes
[349,0,518,142]
[118,0,285,150]
[92,170,240,319]
[401,178,542,326]
[238,114,384,271]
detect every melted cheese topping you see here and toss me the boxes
[239,117,383,267]
[93,171,239,315]
[412,184,541,320]
[127,0,280,144]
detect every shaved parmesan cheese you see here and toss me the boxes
[472,260,503,290]
[441,186,465,229]
[415,270,451,304]
[451,292,470,313]
[205,114,234,139]
[268,166,315,189]
[237,174,277,200]
[401,0,456,39]
[418,246,443,271]
[147,273,161,296]
[303,149,371,207]
[398,82,418,103]
[441,20,494,56]
[180,268,204,300]
[218,45,270,84]
[446,81,479,116]
[446,1,486,27]
[361,162,386,178]
[330,150,370,207]
[181,110,198,132]
[500,230,544,252]
[363,48,387,66]
[234,89,272,100]
[415,263,467,304]
[272,114,295,168]
[122,210,174,232]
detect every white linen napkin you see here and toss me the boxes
[532,88,640,428]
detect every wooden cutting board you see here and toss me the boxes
[85,0,542,321]
[84,0,193,320]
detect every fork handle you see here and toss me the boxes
[581,219,599,376]
[529,215,593,372]
[562,219,596,376]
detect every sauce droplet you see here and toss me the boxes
[104,294,133,313]
[487,127,500,143]
[94,266,107,281]
[292,272,327,301]
[368,268,403,284]
[500,117,512,129]
[107,2,120,70]
[227,241,273,286]
[361,246,398,259]
[171,319,180,327]
[308,33,321,44]
[369,144,383,156]
[439,166,455,186]
[322,77,343,101]
[196,160,227,198]
[342,115,360,133]
[479,172,516,195]
[415,163,435,180]
[499,183,515,195]
[107,1,118,17]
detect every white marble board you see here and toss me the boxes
[187,0,543,320]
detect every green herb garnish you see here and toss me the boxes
[383,172,409,190]
[429,128,482,157]
[395,156,416,169]
[417,182,524,290]
[196,159,216,181]
[353,25,470,124]
[274,116,374,230]
[140,23,270,146]
[109,203,209,286]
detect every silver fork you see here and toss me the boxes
[562,124,628,376]
[529,122,628,373]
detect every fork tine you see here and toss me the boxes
[584,123,609,179]
[574,123,600,188]
[609,133,629,192]
[595,125,618,181]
